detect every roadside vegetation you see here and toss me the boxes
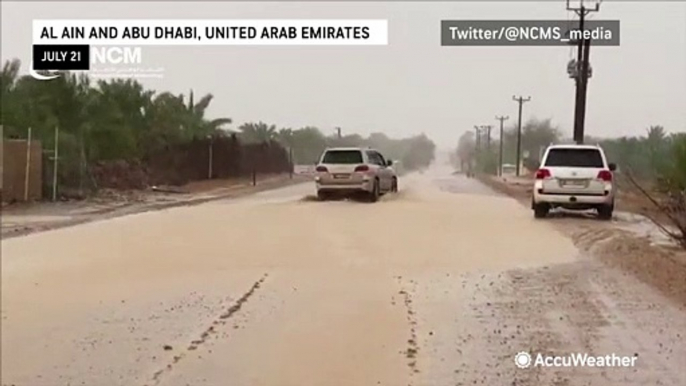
[1,59,435,194]
[237,122,435,172]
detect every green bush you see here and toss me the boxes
[475,151,498,175]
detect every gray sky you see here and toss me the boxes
[2,1,685,149]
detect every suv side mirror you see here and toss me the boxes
[386,159,393,166]
[608,163,617,171]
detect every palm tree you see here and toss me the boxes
[238,122,277,144]
[290,127,328,163]
[646,125,668,175]
[278,128,294,146]
[87,78,154,160]
[1,59,20,94]
[646,125,666,143]
[184,90,232,137]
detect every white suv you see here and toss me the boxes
[314,147,398,202]
[532,144,617,219]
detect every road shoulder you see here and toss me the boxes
[475,173,686,309]
[1,174,310,240]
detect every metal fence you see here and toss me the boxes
[2,128,293,201]
[143,135,292,187]
[0,127,44,202]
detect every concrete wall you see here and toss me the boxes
[1,139,43,202]
[0,127,3,191]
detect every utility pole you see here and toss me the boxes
[495,115,509,176]
[487,126,492,150]
[480,125,493,151]
[578,37,592,143]
[472,125,482,175]
[512,95,531,177]
[473,125,481,152]
[335,127,342,139]
[567,0,599,144]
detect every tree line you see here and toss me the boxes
[238,122,435,171]
[454,118,560,175]
[1,59,436,189]
[454,117,685,190]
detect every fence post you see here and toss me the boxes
[207,135,213,179]
[52,126,59,201]
[24,127,32,201]
[0,125,3,198]
[79,129,85,196]
[289,147,293,179]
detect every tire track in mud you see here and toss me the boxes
[567,223,686,308]
[396,276,421,386]
[569,226,618,250]
[144,273,269,386]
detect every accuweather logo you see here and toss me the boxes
[514,352,533,368]
[514,351,638,369]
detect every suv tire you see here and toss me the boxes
[533,203,549,219]
[368,180,380,203]
[391,178,398,193]
[597,204,614,220]
[317,191,329,201]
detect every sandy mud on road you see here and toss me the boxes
[2,166,685,386]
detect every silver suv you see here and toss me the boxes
[532,144,617,219]
[314,147,398,202]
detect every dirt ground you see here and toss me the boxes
[476,172,686,308]
[2,166,685,386]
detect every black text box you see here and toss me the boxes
[33,45,90,70]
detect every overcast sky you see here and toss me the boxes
[2,1,685,149]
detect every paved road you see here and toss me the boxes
[2,166,684,386]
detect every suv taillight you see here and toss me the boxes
[535,168,551,179]
[597,170,613,182]
[315,166,328,172]
[354,165,369,172]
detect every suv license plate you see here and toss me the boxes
[333,174,350,179]
[562,179,587,186]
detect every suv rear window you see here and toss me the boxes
[544,148,604,168]
[322,150,363,164]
